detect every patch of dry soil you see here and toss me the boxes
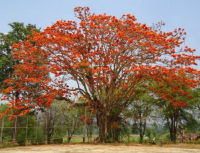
[0,144,200,153]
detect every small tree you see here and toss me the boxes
[156,98,195,143]
[125,91,153,143]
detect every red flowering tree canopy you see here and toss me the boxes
[1,7,200,118]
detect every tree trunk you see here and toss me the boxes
[138,112,146,144]
[96,110,112,143]
[168,116,177,143]
[139,122,146,144]
[67,125,75,143]
[67,130,72,143]
[139,134,144,144]
[12,117,18,141]
[169,130,176,143]
[13,91,20,142]
[96,109,121,143]
[96,112,106,142]
[47,133,51,144]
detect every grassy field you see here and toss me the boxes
[63,134,139,143]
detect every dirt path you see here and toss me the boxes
[0,144,200,153]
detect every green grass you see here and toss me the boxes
[62,134,140,143]
[0,142,18,148]
[63,135,96,143]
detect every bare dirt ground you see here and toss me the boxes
[0,144,200,153]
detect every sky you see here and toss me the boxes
[0,0,200,55]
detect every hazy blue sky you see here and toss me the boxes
[1,0,200,54]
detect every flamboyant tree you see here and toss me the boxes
[0,22,40,141]
[0,22,39,89]
[1,7,200,142]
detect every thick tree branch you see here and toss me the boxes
[55,96,88,107]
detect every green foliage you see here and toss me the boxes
[0,104,46,145]
[0,104,13,141]
[15,115,45,145]
[16,130,26,146]
[119,121,131,142]
[33,128,45,145]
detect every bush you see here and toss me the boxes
[195,139,200,144]
[159,133,170,141]
[16,130,26,146]
[31,128,45,145]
